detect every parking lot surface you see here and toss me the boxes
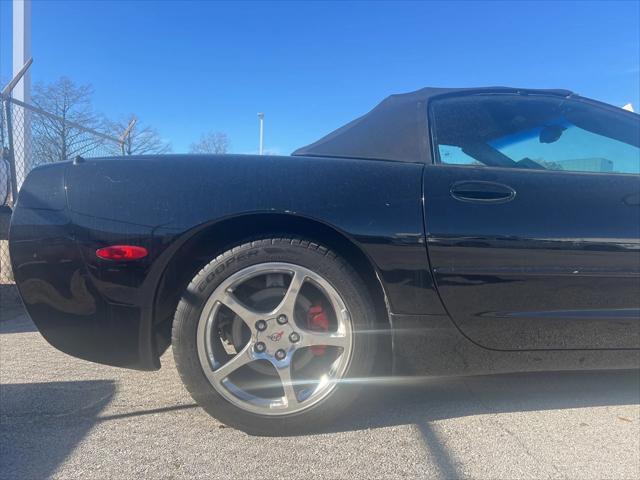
[1,303,639,480]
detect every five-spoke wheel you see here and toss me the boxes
[172,238,377,435]
[197,263,353,415]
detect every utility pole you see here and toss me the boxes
[257,112,264,155]
[12,0,31,189]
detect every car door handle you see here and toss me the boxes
[450,181,516,204]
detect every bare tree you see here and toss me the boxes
[31,77,107,163]
[189,131,230,154]
[108,115,171,155]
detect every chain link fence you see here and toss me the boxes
[1,95,122,285]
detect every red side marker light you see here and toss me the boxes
[96,245,148,261]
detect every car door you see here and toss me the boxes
[423,92,640,350]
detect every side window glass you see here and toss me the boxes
[431,94,640,174]
[438,145,481,165]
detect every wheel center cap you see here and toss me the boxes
[257,318,297,354]
[266,330,285,342]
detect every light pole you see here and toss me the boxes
[257,112,264,155]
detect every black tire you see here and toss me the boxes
[171,237,378,435]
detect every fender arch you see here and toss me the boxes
[150,212,393,367]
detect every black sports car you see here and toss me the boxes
[9,87,640,434]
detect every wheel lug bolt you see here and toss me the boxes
[255,320,267,331]
[275,349,286,360]
[277,314,288,325]
[254,342,266,353]
[289,332,300,343]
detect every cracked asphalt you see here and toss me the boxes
[1,302,639,480]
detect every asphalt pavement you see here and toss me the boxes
[1,302,639,480]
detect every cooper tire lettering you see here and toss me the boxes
[197,250,260,292]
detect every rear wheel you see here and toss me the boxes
[171,238,377,435]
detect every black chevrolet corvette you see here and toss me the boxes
[9,87,640,434]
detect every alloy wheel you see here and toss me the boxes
[196,262,354,416]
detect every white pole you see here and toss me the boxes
[12,0,31,189]
[257,112,264,155]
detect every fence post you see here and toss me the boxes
[3,99,18,207]
[119,117,137,155]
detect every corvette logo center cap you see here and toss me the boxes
[267,331,284,342]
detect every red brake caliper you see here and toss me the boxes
[307,304,329,356]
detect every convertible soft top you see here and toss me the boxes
[292,86,573,163]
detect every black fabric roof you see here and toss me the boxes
[292,86,573,163]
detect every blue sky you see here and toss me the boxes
[1,0,639,155]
